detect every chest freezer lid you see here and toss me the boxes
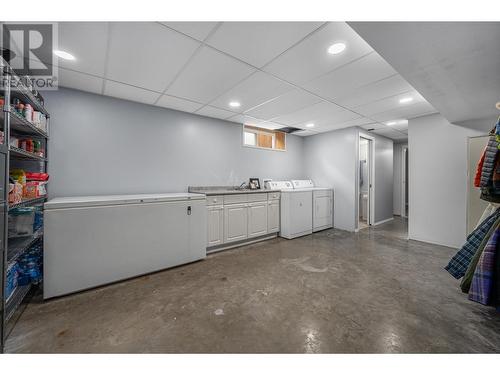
[45,193,206,210]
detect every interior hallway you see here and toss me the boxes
[6,217,500,353]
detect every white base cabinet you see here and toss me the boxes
[207,205,224,246]
[206,192,280,250]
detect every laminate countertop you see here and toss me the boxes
[188,186,281,196]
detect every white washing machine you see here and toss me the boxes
[291,180,333,232]
[265,180,312,239]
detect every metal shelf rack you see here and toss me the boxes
[1,56,50,352]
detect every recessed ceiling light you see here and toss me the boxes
[54,50,76,61]
[305,123,315,128]
[229,101,241,108]
[327,42,346,55]
[399,97,413,104]
[386,121,397,126]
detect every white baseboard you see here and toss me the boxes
[373,217,394,226]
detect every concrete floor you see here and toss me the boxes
[6,217,500,353]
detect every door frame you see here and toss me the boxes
[356,133,375,231]
[401,145,408,218]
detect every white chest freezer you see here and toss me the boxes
[43,193,206,299]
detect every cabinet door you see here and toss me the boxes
[267,200,280,233]
[207,206,224,247]
[224,204,248,243]
[313,194,332,230]
[248,202,268,238]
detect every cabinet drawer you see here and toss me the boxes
[206,195,224,206]
[313,189,332,198]
[247,193,268,203]
[224,194,248,205]
[268,192,281,201]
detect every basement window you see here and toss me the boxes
[243,125,286,151]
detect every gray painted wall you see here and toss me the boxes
[303,126,394,231]
[303,127,358,231]
[370,131,394,223]
[409,113,484,248]
[44,88,305,198]
[393,142,408,216]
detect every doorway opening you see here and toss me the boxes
[358,135,374,230]
[401,145,409,218]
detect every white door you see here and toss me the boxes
[267,200,280,233]
[248,202,268,238]
[313,191,332,230]
[207,206,224,247]
[224,203,248,243]
[290,191,313,236]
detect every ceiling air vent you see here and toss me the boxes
[276,126,302,134]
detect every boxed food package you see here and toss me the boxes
[9,182,23,204]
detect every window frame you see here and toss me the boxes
[241,125,287,152]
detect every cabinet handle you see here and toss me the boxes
[187,206,192,215]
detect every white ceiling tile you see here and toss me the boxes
[106,22,200,92]
[371,101,437,122]
[156,94,203,113]
[304,52,397,101]
[253,122,285,130]
[160,22,219,41]
[167,46,255,104]
[57,22,109,76]
[263,22,373,85]
[354,90,427,117]
[195,106,237,120]
[226,114,266,125]
[58,69,103,94]
[271,101,344,126]
[245,89,322,120]
[294,129,318,136]
[371,128,405,140]
[209,71,294,113]
[206,22,323,67]
[325,117,375,130]
[335,74,414,108]
[104,81,160,105]
[360,122,386,130]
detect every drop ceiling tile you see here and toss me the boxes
[360,122,386,130]
[294,129,318,136]
[58,69,103,94]
[106,22,200,92]
[371,101,437,122]
[335,74,414,108]
[263,22,373,85]
[327,117,375,129]
[271,101,344,126]
[371,128,406,140]
[195,106,237,120]
[156,94,203,113]
[245,89,322,120]
[57,22,109,76]
[160,22,219,41]
[104,81,160,105]
[209,71,294,113]
[255,122,285,130]
[304,52,397,101]
[354,91,427,117]
[226,114,266,125]
[206,22,323,68]
[167,46,255,104]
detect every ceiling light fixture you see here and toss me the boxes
[54,50,76,61]
[229,101,241,108]
[386,121,397,126]
[327,42,346,55]
[305,123,315,128]
[399,97,413,104]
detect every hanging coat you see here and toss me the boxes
[445,209,500,279]
[474,148,486,188]
[469,228,500,305]
[461,217,500,293]
[479,135,498,188]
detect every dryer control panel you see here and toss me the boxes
[291,179,314,189]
